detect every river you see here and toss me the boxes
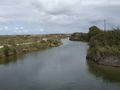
[0,39,120,90]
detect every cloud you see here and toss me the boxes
[0,0,120,34]
[31,0,120,27]
[32,0,80,15]
[39,28,44,32]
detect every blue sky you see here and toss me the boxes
[0,0,120,35]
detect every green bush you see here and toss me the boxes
[87,27,120,61]
[88,26,102,40]
[3,45,17,56]
[70,32,88,41]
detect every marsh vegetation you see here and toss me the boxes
[70,26,120,67]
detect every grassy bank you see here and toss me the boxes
[0,34,64,58]
[70,26,120,67]
[69,32,88,42]
[87,27,120,67]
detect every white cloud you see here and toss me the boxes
[39,28,44,32]
[0,0,120,34]
[4,26,8,30]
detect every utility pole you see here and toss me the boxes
[104,19,106,31]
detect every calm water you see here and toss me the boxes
[0,39,120,90]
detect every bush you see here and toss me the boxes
[70,32,88,41]
[87,27,120,63]
[3,45,16,56]
[88,26,102,40]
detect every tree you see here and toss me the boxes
[88,26,102,40]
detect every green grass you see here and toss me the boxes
[0,35,63,57]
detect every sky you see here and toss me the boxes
[0,0,120,35]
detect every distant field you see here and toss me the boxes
[0,34,69,45]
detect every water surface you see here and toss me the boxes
[0,39,120,90]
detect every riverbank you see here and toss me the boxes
[0,34,65,58]
[70,26,120,67]
[69,32,88,42]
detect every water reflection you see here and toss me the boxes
[0,55,23,65]
[87,61,120,83]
